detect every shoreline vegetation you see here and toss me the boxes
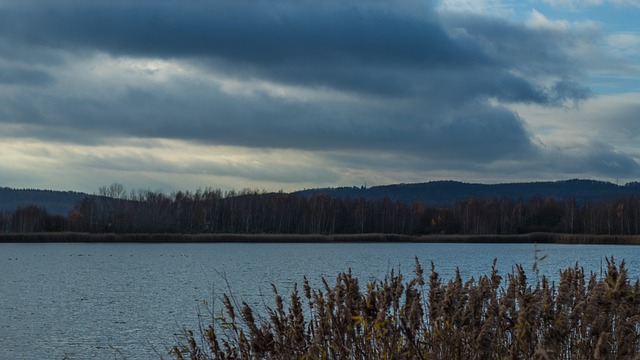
[5,183,640,245]
[2,232,640,244]
[5,183,640,237]
[171,258,640,359]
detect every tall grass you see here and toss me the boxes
[170,258,640,359]
[2,232,640,244]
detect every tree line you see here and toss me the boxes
[2,183,640,235]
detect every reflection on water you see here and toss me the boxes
[1,242,638,359]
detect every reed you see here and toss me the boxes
[169,258,640,359]
[2,232,640,244]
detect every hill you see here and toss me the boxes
[296,179,640,206]
[3,179,640,216]
[0,188,89,215]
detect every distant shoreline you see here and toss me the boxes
[1,232,639,244]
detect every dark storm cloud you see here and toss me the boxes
[0,65,54,85]
[440,11,596,75]
[545,142,640,178]
[0,1,474,65]
[587,150,640,177]
[0,0,590,102]
[0,0,605,170]
[0,78,536,165]
[549,78,592,104]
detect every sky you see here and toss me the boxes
[0,0,639,194]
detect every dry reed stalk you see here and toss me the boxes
[170,257,640,359]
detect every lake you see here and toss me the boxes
[1,242,639,359]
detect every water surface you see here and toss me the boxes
[1,242,638,359]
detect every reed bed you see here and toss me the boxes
[2,232,640,244]
[0,232,412,243]
[170,258,640,359]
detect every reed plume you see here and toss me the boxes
[171,257,640,359]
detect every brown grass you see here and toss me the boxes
[169,258,640,359]
[2,232,640,244]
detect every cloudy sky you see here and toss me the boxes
[1,0,639,193]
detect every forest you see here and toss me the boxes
[2,183,640,236]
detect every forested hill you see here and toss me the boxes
[4,179,640,235]
[296,179,640,206]
[0,187,89,215]
[3,179,640,217]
